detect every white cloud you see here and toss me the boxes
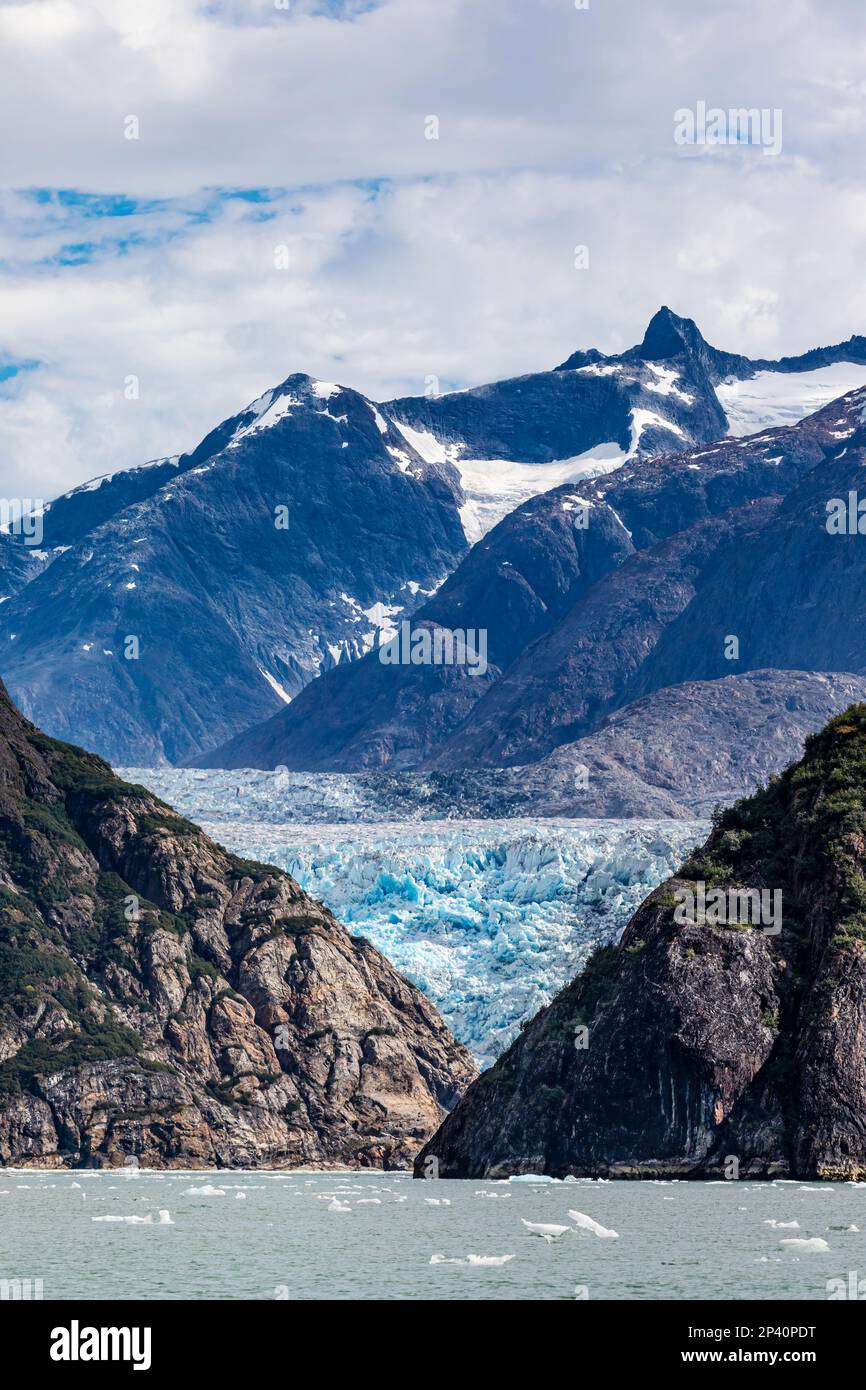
[1,0,866,496]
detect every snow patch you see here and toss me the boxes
[455,444,627,540]
[231,390,303,444]
[628,409,686,457]
[717,365,866,436]
[643,362,695,404]
[258,668,292,704]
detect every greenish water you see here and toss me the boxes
[1,1170,864,1300]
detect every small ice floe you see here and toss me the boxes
[510,1174,555,1184]
[568,1210,619,1239]
[235,1193,247,1200]
[764,1219,800,1229]
[327,1199,351,1213]
[798,1186,832,1192]
[424,1197,451,1207]
[521,1220,570,1243]
[430,1253,514,1266]
[474,1191,510,1199]
[183,1185,226,1196]
[70,1182,81,1189]
[92,1210,173,1225]
[356,1198,381,1205]
[780,1237,829,1252]
[827,1223,859,1232]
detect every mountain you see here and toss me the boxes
[192,492,637,770]
[202,383,866,773]
[385,306,866,535]
[0,681,474,1168]
[415,705,866,1179]
[0,532,45,604]
[479,670,866,818]
[427,385,866,768]
[0,375,467,765]
[6,308,866,768]
[626,420,866,699]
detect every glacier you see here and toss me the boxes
[125,768,705,1066]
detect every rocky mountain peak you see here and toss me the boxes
[635,305,706,360]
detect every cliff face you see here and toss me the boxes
[0,682,474,1169]
[416,706,866,1180]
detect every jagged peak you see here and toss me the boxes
[555,306,736,375]
[635,305,708,360]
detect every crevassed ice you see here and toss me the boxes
[122,768,704,1067]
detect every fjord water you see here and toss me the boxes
[1,1171,861,1301]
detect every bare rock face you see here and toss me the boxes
[416,706,866,1180]
[0,681,474,1169]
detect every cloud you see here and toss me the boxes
[1,0,866,497]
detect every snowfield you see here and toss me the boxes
[717,364,866,436]
[124,769,703,1065]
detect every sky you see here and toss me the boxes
[2,0,866,499]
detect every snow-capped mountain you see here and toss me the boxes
[385,306,866,538]
[5,307,866,769]
[203,384,866,773]
[0,374,467,764]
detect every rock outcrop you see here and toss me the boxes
[0,681,474,1168]
[416,706,866,1179]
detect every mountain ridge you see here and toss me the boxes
[199,384,866,774]
[6,310,866,768]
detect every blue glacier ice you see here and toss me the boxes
[126,768,705,1065]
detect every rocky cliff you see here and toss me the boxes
[0,682,474,1168]
[416,706,866,1179]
